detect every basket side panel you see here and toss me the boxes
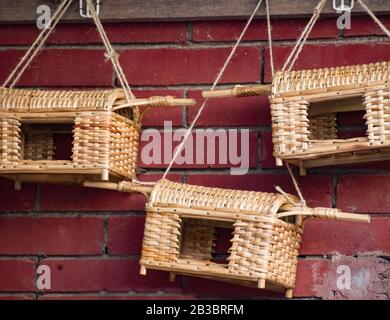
[267,223,302,289]
[228,219,301,289]
[141,210,182,265]
[364,87,390,145]
[228,220,271,280]
[271,100,310,157]
[0,117,21,166]
[72,113,111,168]
[108,114,139,180]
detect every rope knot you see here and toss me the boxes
[312,207,339,220]
[149,96,174,107]
[105,51,119,62]
[275,186,305,207]
[233,85,258,97]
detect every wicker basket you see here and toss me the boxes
[140,179,370,297]
[0,88,194,187]
[203,61,390,174]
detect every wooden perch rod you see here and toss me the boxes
[202,84,271,99]
[279,204,370,223]
[114,96,196,110]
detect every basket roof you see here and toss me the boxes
[272,61,390,96]
[148,179,297,217]
[0,88,125,112]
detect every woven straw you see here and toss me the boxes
[270,61,390,170]
[272,61,390,96]
[140,179,369,296]
[0,88,140,184]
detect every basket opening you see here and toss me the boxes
[307,95,367,141]
[21,122,74,161]
[178,218,234,266]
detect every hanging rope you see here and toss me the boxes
[357,0,390,37]
[3,0,73,88]
[162,0,264,179]
[265,0,275,77]
[282,0,326,72]
[85,0,135,101]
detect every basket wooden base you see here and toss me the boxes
[140,261,293,298]
[280,144,390,174]
[0,167,124,189]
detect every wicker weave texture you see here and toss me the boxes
[272,61,390,96]
[0,88,121,112]
[271,99,310,155]
[0,118,21,165]
[308,113,337,140]
[270,62,390,167]
[23,131,54,161]
[0,87,140,182]
[141,179,303,292]
[364,87,390,145]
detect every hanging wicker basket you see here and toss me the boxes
[139,179,370,298]
[203,61,390,173]
[0,88,194,187]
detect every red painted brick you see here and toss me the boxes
[39,174,181,212]
[0,217,103,255]
[301,217,390,256]
[0,259,36,292]
[139,130,258,170]
[0,294,35,300]
[294,259,330,297]
[314,255,390,300]
[344,16,390,37]
[39,294,196,300]
[188,174,333,208]
[0,23,186,45]
[338,175,390,213]
[260,131,277,169]
[41,258,181,292]
[264,43,390,82]
[187,91,270,127]
[183,276,282,298]
[108,216,145,255]
[134,89,185,127]
[0,49,113,87]
[120,47,261,86]
[0,178,37,212]
[192,18,338,42]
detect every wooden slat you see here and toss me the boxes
[0,0,390,23]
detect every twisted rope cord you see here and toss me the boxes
[282,0,326,72]
[3,0,73,88]
[265,0,275,77]
[85,0,135,102]
[357,0,390,37]
[162,0,264,179]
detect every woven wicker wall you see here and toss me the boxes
[0,118,21,165]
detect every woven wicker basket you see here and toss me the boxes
[0,88,194,187]
[270,61,390,172]
[203,61,390,174]
[140,179,370,297]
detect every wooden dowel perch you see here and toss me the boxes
[114,96,196,110]
[202,84,271,99]
[83,181,153,196]
[279,204,370,223]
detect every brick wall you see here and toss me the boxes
[0,16,390,300]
